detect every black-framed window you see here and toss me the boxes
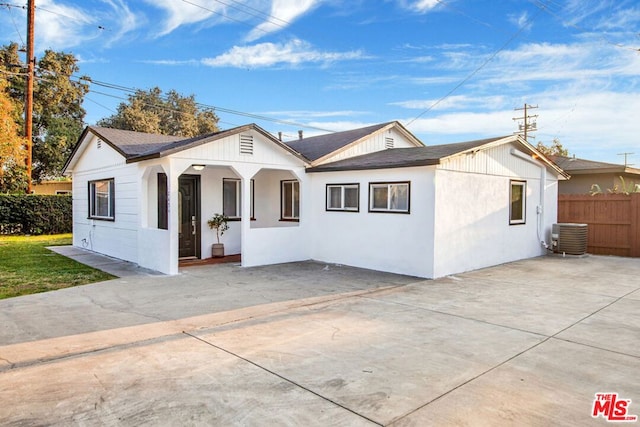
[369,181,410,213]
[510,180,526,225]
[326,184,359,212]
[88,178,115,220]
[223,178,254,220]
[281,180,300,220]
[157,173,168,230]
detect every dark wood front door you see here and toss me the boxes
[178,175,200,259]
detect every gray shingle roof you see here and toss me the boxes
[284,122,394,161]
[88,126,186,158]
[550,155,623,171]
[306,136,507,172]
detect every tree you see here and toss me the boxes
[1,42,89,181]
[98,87,219,137]
[536,138,568,157]
[0,80,28,193]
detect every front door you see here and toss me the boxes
[178,175,200,259]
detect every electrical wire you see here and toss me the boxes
[529,0,640,52]
[180,0,278,37]
[405,1,549,127]
[2,2,25,46]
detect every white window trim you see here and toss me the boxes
[326,183,359,212]
[510,180,526,225]
[368,181,410,213]
[281,180,300,220]
[88,178,115,220]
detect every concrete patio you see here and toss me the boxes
[0,254,638,425]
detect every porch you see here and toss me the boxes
[137,160,310,275]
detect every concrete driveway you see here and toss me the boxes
[0,255,639,426]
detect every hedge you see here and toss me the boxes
[0,194,72,235]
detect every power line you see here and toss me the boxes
[68,74,337,133]
[529,0,640,53]
[406,2,549,127]
[180,0,283,37]
[2,2,25,46]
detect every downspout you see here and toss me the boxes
[510,148,550,249]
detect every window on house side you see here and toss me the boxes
[510,180,526,225]
[326,184,359,212]
[158,173,168,230]
[89,178,115,220]
[281,180,300,220]
[369,182,410,213]
[223,178,255,219]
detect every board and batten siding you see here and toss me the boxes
[71,134,140,264]
[170,130,302,168]
[318,128,418,165]
[438,142,542,179]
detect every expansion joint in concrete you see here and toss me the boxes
[182,331,384,426]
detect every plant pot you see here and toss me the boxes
[212,243,225,258]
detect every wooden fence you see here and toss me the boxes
[558,193,640,257]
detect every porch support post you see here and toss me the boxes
[232,165,260,268]
[167,161,180,275]
[240,175,252,267]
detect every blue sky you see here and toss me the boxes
[2,0,639,164]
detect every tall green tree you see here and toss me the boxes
[536,138,569,157]
[98,87,219,137]
[0,42,89,181]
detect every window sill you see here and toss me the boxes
[368,210,410,214]
[279,218,300,222]
[87,216,115,222]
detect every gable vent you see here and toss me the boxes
[97,139,103,149]
[240,134,254,155]
[385,137,394,149]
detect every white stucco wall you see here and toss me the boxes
[431,143,559,278]
[308,167,436,278]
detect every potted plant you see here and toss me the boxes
[207,213,229,257]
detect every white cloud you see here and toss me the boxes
[508,11,532,31]
[401,0,440,14]
[393,89,640,164]
[146,0,222,36]
[35,0,95,48]
[261,110,367,119]
[202,39,364,68]
[139,59,201,66]
[246,0,321,42]
[391,95,509,111]
[24,0,138,51]
[102,0,138,46]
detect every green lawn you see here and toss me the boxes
[0,234,115,300]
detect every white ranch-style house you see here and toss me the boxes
[63,121,568,278]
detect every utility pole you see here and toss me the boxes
[513,104,538,142]
[617,152,634,167]
[25,0,35,193]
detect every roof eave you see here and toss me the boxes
[124,123,311,165]
[310,121,422,167]
[306,158,439,173]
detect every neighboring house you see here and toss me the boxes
[31,180,72,195]
[550,155,640,194]
[63,121,568,278]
